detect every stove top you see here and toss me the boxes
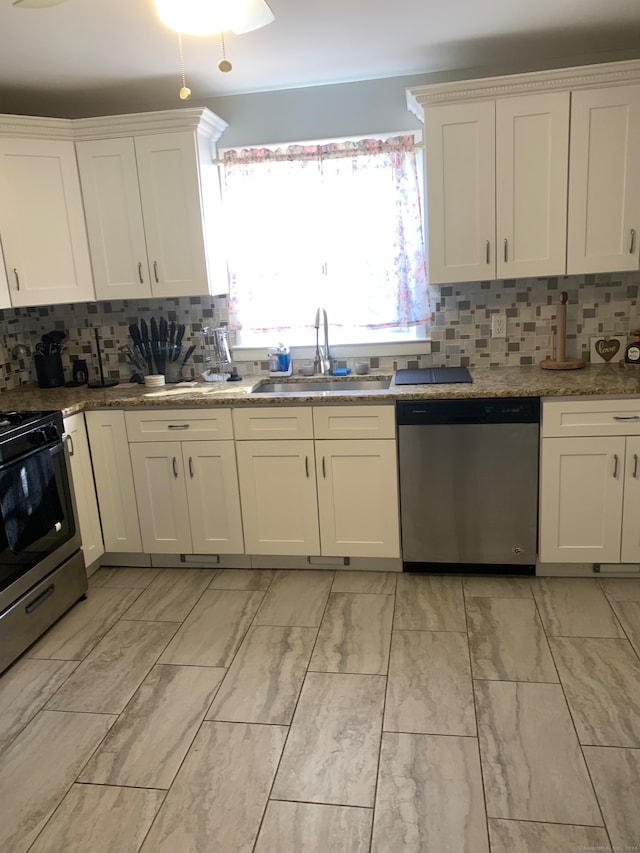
[0,411,57,431]
[0,411,63,465]
[394,367,473,385]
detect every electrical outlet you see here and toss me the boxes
[491,314,507,338]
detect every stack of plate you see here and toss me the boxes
[144,374,165,388]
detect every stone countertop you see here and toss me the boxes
[1,365,640,417]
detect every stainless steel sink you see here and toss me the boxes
[252,379,391,393]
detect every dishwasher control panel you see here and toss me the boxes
[396,396,540,426]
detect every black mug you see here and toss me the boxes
[35,354,65,388]
[72,359,88,384]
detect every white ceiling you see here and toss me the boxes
[2,0,640,118]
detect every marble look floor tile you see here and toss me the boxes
[26,588,141,660]
[466,597,558,682]
[158,590,264,667]
[0,710,115,853]
[583,746,640,851]
[371,733,489,853]
[395,575,465,631]
[0,658,78,751]
[122,569,216,622]
[488,818,610,853]
[462,576,533,599]
[611,600,640,657]
[550,637,640,747]
[79,665,225,788]
[139,722,287,853]
[208,569,274,590]
[331,570,397,595]
[309,593,394,675]
[254,801,372,853]
[253,570,334,627]
[88,567,161,589]
[206,626,316,725]
[46,620,178,714]
[532,578,623,638]
[384,630,475,735]
[475,680,602,825]
[272,671,385,807]
[28,784,165,853]
[599,577,640,602]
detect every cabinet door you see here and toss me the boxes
[621,436,640,563]
[134,132,209,298]
[183,440,244,554]
[0,138,95,306]
[76,138,152,300]
[424,101,495,283]
[496,92,569,278]
[64,414,104,569]
[130,442,192,554]
[85,410,142,553]
[568,84,640,274]
[236,440,320,556]
[316,439,400,558]
[539,436,625,563]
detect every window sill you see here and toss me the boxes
[233,339,432,362]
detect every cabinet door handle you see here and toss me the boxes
[305,455,309,478]
[153,261,159,283]
[188,456,194,478]
[613,416,640,421]
[631,228,637,254]
[138,262,144,284]
[168,424,190,430]
[65,434,74,456]
[634,454,639,479]
[322,456,326,478]
[503,239,508,263]
[13,269,20,291]
[485,240,490,264]
[172,457,178,478]
[613,453,619,478]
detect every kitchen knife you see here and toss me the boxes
[139,318,153,373]
[181,344,196,367]
[173,324,185,361]
[159,316,168,344]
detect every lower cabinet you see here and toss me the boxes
[64,413,104,569]
[85,410,143,553]
[233,405,400,558]
[539,399,640,564]
[129,440,244,554]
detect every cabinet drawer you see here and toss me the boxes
[233,407,313,440]
[125,408,233,441]
[542,398,640,437]
[313,405,396,439]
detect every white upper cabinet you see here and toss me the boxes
[496,92,569,278]
[76,137,153,300]
[423,93,568,284]
[75,109,229,300]
[424,101,495,284]
[567,84,640,274]
[0,138,95,306]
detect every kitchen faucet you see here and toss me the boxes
[314,307,332,374]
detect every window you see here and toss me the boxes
[220,134,431,347]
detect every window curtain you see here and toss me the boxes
[221,135,431,333]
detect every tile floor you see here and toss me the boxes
[0,568,639,852]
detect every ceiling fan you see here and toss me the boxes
[11,0,275,35]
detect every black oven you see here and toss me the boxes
[0,410,87,674]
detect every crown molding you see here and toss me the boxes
[72,107,228,141]
[0,114,74,139]
[406,58,640,119]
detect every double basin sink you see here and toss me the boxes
[252,378,391,394]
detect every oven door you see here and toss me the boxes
[0,437,81,613]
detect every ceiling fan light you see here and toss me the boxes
[154,0,273,37]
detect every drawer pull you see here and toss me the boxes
[168,424,190,430]
[172,457,178,478]
[26,584,54,614]
[613,416,640,421]
[613,453,619,479]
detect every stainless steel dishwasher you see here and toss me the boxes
[397,397,540,573]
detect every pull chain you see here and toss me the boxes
[178,33,191,100]
[218,32,232,73]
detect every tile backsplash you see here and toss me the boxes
[0,271,639,393]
